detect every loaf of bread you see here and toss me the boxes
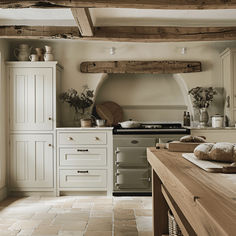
[180,135,206,143]
[194,142,236,163]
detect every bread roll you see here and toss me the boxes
[194,143,214,160]
[194,142,236,163]
[209,143,235,163]
[180,135,205,143]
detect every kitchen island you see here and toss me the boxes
[147,148,236,236]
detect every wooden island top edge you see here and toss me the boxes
[147,147,236,236]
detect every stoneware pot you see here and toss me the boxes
[35,48,44,61]
[14,44,32,61]
[81,118,92,127]
[29,54,39,62]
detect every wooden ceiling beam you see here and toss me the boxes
[1,0,236,9]
[87,26,236,42]
[1,25,236,43]
[71,8,94,37]
[0,26,80,39]
[80,61,202,74]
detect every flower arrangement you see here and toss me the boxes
[59,88,94,116]
[188,87,217,109]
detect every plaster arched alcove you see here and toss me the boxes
[94,73,191,122]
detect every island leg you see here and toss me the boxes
[152,168,169,236]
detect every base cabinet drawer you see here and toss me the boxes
[59,132,106,145]
[60,148,107,166]
[59,169,107,188]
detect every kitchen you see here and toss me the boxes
[0,1,236,236]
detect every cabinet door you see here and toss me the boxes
[9,67,53,131]
[10,134,53,188]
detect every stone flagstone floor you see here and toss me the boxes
[0,196,153,236]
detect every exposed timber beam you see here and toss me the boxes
[1,26,236,43]
[86,26,236,42]
[1,0,236,9]
[0,26,80,39]
[71,8,94,37]
[80,61,202,74]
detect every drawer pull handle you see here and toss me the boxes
[68,137,73,141]
[77,149,88,152]
[131,140,138,144]
[77,170,89,174]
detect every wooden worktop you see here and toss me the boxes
[147,147,236,236]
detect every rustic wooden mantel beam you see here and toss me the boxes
[80,61,202,74]
[0,0,236,9]
[0,26,80,39]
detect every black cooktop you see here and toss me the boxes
[113,122,190,135]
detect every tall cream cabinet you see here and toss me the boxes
[6,62,62,195]
[220,48,236,126]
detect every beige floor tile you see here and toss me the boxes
[114,220,138,234]
[17,229,34,236]
[58,231,84,236]
[32,225,61,236]
[136,216,152,231]
[138,232,153,236]
[135,209,152,216]
[84,231,112,236]
[91,210,112,217]
[31,213,56,220]
[0,229,20,236]
[53,212,89,222]
[114,209,135,220]
[115,232,138,236]
[87,217,112,231]
[60,222,87,231]
[9,220,41,231]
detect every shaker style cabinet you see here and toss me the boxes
[9,67,53,131]
[220,48,236,126]
[10,134,53,188]
[7,62,62,193]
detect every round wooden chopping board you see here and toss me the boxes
[96,101,123,126]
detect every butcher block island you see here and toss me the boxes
[147,148,236,236]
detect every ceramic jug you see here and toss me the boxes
[44,45,54,61]
[14,44,32,61]
[35,48,44,61]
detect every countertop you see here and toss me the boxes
[56,127,114,131]
[184,126,236,130]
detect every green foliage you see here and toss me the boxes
[59,88,94,114]
[188,87,217,109]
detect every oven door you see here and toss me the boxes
[115,147,149,168]
[115,168,151,190]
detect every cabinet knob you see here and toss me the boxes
[95,136,100,141]
[48,117,52,121]
[68,137,73,141]
[48,144,52,147]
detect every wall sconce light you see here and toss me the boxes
[181,47,187,55]
[110,47,116,55]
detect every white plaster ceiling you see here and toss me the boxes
[0,8,236,26]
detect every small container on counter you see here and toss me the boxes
[212,114,224,128]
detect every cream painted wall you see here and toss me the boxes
[8,39,236,125]
[0,39,9,198]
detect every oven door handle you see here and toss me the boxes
[115,161,120,167]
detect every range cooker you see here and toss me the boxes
[113,122,190,196]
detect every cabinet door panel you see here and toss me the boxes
[10,134,53,188]
[10,68,53,131]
